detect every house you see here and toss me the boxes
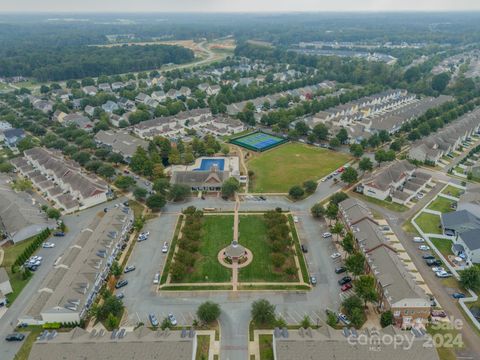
[109,113,127,128]
[151,91,166,102]
[84,105,95,117]
[19,207,133,325]
[166,88,178,99]
[94,130,149,163]
[454,229,480,264]
[361,160,431,204]
[458,184,480,218]
[273,326,439,360]
[101,100,119,113]
[170,165,229,192]
[97,83,111,92]
[32,99,54,114]
[0,121,12,131]
[441,210,480,236]
[135,93,149,104]
[111,82,125,91]
[178,86,191,97]
[63,113,93,131]
[118,97,136,111]
[339,198,431,328]
[206,84,221,96]
[82,86,97,96]
[2,128,26,149]
[0,268,13,296]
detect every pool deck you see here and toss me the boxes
[168,156,240,175]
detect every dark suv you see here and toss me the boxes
[426,259,442,266]
[335,266,346,274]
[338,276,352,285]
[5,333,25,342]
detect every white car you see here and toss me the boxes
[168,313,178,326]
[417,192,425,199]
[436,271,450,278]
[322,232,332,238]
[413,237,425,243]
[42,242,55,248]
[31,256,42,262]
[337,312,351,325]
[419,245,431,251]
[162,242,169,253]
[153,273,160,284]
[293,216,299,223]
[432,267,445,273]
[330,252,341,259]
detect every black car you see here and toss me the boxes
[335,266,347,274]
[422,254,435,260]
[426,259,442,266]
[301,244,308,253]
[115,279,128,289]
[53,232,65,237]
[5,333,25,342]
[338,276,352,286]
[259,196,266,201]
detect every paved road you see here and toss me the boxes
[0,197,127,360]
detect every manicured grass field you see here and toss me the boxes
[415,212,443,234]
[352,193,408,212]
[427,197,456,214]
[238,215,298,283]
[442,185,464,198]
[195,335,210,360]
[430,237,454,258]
[178,215,232,283]
[259,334,274,360]
[1,236,38,304]
[247,143,351,193]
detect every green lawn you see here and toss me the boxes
[441,185,464,198]
[13,327,43,360]
[352,193,408,212]
[427,197,456,214]
[195,335,210,360]
[415,213,442,234]
[177,215,232,283]
[247,143,351,193]
[238,215,298,283]
[259,334,274,360]
[288,216,309,283]
[1,236,38,304]
[430,238,453,258]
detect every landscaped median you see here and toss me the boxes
[159,207,309,291]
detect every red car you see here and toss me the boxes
[337,167,345,173]
[341,283,352,292]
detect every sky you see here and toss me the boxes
[1,0,480,13]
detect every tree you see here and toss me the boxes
[289,185,305,200]
[358,157,373,172]
[251,299,276,326]
[329,192,348,205]
[221,177,240,199]
[432,72,451,92]
[349,144,363,158]
[106,313,119,330]
[146,194,166,211]
[342,295,365,328]
[310,203,325,218]
[133,187,148,201]
[331,222,344,242]
[153,178,171,195]
[108,152,124,165]
[329,137,340,149]
[336,128,349,144]
[303,180,317,194]
[114,175,135,190]
[345,252,365,278]
[169,184,191,202]
[325,203,338,224]
[300,315,311,329]
[197,301,221,324]
[340,167,358,185]
[111,261,122,277]
[97,165,115,179]
[460,266,480,291]
[313,123,329,140]
[46,208,61,220]
[380,311,394,328]
[295,121,309,136]
[341,232,355,254]
[354,275,378,307]
[0,162,14,173]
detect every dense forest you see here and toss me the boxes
[0,44,194,81]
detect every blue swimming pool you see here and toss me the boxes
[195,158,225,171]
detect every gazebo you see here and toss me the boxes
[224,240,246,260]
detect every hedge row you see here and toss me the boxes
[11,228,51,272]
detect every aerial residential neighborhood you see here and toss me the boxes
[1,3,480,360]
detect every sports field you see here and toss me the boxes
[230,132,287,152]
[247,143,351,193]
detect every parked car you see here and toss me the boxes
[5,333,25,342]
[168,313,178,326]
[431,309,447,318]
[115,279,128,289]
[124,265,136,273]
[42,242,55,248]
[432,267,445,273]
[149,313,159,327]
[330,252,341,259]
[419,245,430,251]
[53,232,65,237]
[417,192,425,199]
[413,237,425,243]
[452,293,466,299]
[422,254,435,260]
[426,259,442,266]
[259,196,266,201]
[162,242,169,254]
[337,312,351,325]
[301,244,308,253]
[293,216,299,223]
[153,273,160,284]
[338,276,352,285]
[335,266,346,274]
[436,271,452,278]
[115,292,124,300]
[310,276,317,286]
[341,283,352,292]
[322,232,332,238]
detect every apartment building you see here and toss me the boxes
[94,130,149,163]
